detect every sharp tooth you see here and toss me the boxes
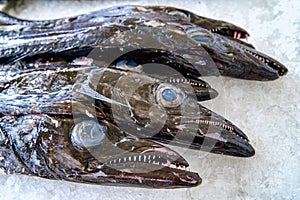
[128,156,131,162]
[124,157,127,162]
[144,155,146,162]
[134,156,136,162]
[234,31,237,39]
[139,155,142,162]
[118,158,121,163]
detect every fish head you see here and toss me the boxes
[25,115,201,188]
[86,68,254,157]
[186,27,288,80]
[151,6,250,39]
[147,6,288,80]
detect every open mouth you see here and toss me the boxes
[216,27,288,76]
[147,102,255,158]
[243,48,288,76]
[210,28,249,41]
[81,144,201,188]
[100,151,202,188]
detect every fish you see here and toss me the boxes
[0,51,254,187]
[0,5,288,80]
[0,4,285,188]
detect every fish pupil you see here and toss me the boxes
[162,88,177,101]
[126,60,138,67]
[191,35,210,43]
[173,13,184,19]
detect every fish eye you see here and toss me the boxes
[115,60,143,72]
[155,83,186,108]
[70,120,106,150]
[186,28,214,45]
[166,10,189,21]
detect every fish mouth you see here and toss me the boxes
[150,104,255,157]
[243,46,288,77]
[209,27,288,77]
[101,149,201,188]
[72,132,201,188]
[209,27,249,40]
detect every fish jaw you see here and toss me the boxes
[75,165,201,188]
[150,103,255,157]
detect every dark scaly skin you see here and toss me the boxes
[0,5,287,80]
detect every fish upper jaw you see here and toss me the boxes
[149,104,255,158]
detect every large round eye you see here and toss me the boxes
[186,28,214,45]
[115,60,143,72]
[155,83,186,108]
[166,9,189,21]
[70,120,106,150]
